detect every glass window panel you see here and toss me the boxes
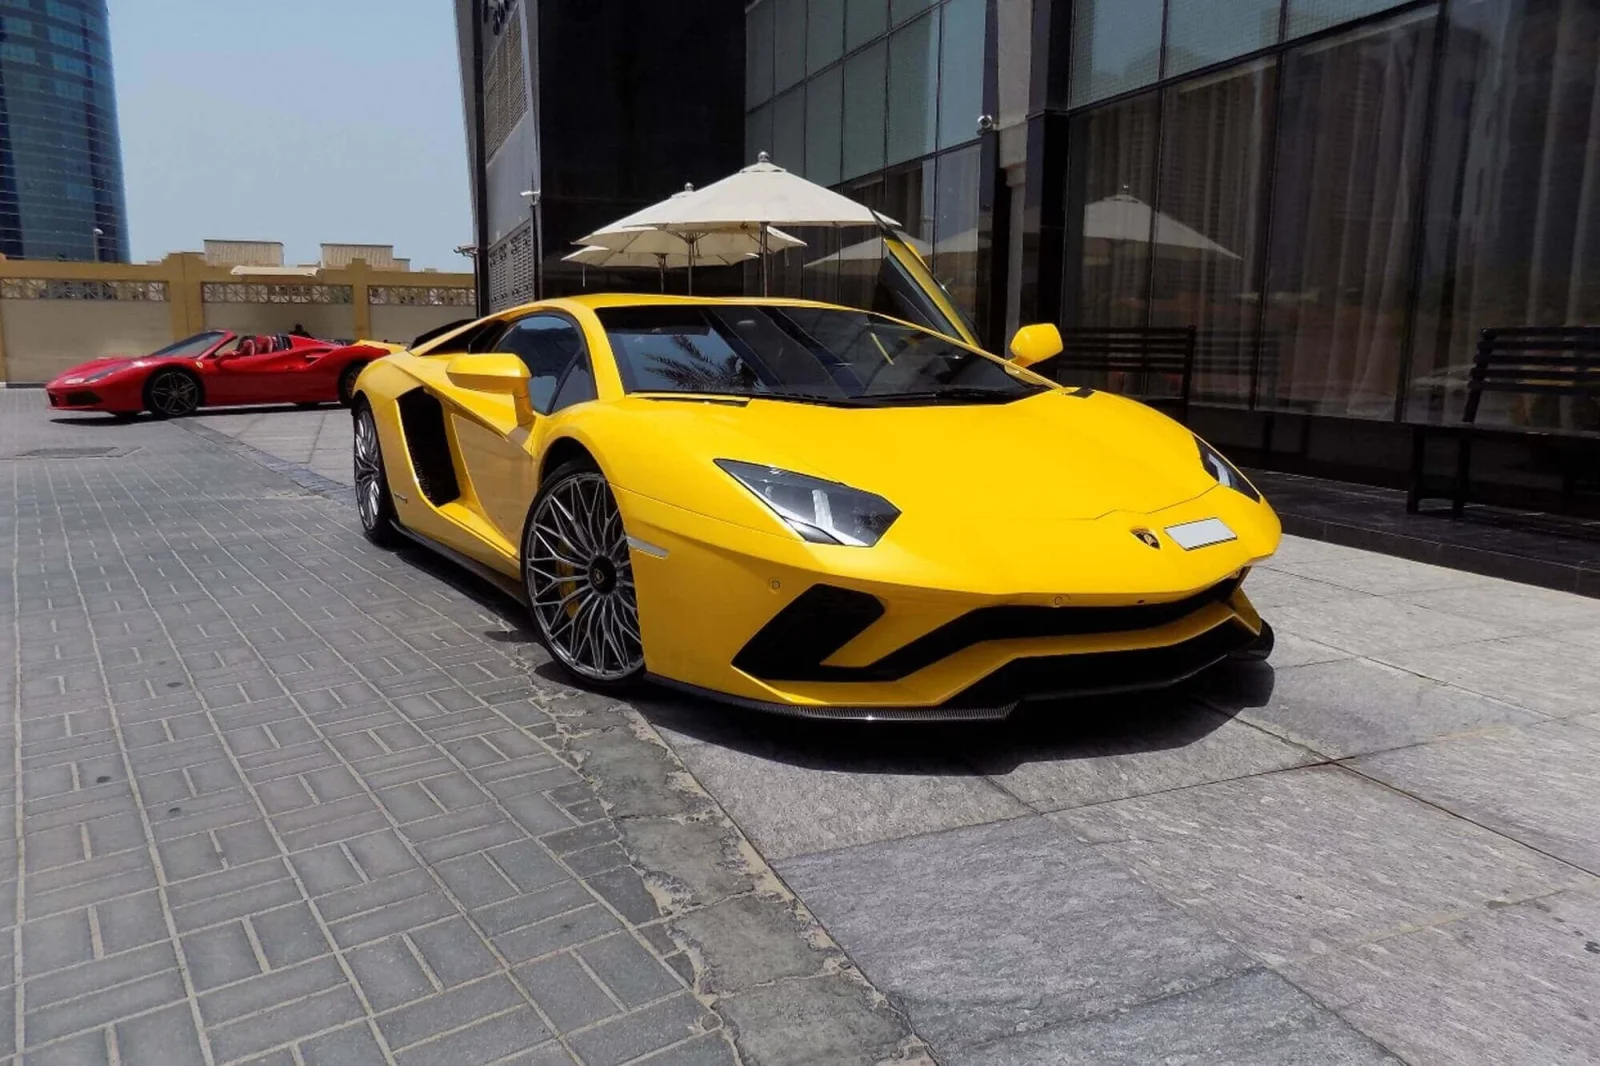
[1150,60,1276,406]
[842,41,887,180]
[745,104,774,163]
[891,0,933,27]
[1069,0,1163,109]
[886,12,938,165]
[1263,8,1435,419]
[846,0,888,49]
[1165,0,1281,78]
[1287,0,1408,39]
[937,0,985,149]
[933,144,983,317]
[774,0,807,92]
[747,2,774,106]
[772,88,807,175]
[806,64,844,185]
[1410,0,1600,429]
[1062,93,1161,334]
[808,0,845,73]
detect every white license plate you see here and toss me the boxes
[1164,518,1237,550]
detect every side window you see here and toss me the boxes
[550,354,598,413]
[491,315,585,414]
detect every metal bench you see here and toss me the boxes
[1408,326,1600,516]
[1032,326,1196,424]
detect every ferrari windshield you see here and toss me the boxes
[596,305,1047,405]
[149,331,226,358]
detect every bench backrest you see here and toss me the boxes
[1465,326,1600,424]
[1035,326,1196,416]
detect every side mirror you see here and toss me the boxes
[1008,323,1063,369]
[446,353,533,423]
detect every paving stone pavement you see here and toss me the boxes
[13,391,1600,1066]
[1,393,925,1066]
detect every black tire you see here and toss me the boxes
[338,362,368,407]
[1231,620,1275,662]
[522,458,644,690]
[143,369,202,418]
[352,402,401,547]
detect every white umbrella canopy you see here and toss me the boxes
[563,246,754,269]
[1083,193,1239,260]
[620,153,898,230]
[574,224,804,259]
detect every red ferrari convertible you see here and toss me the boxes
[45,330,391,419]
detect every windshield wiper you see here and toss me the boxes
[755,391,873,407]
[862,387,1032,405]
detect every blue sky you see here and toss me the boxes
[109,0,472,270]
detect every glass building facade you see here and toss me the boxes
[744,0,989,321]
[1059,0,1600,440]
[0,0,127,261]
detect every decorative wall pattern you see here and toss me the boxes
[0,279,167,301]
[201,283,353,305]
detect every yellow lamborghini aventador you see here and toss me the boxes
[350,248,1280,719]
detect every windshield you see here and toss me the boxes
[149,331,226,358]
[596,305,1048,406]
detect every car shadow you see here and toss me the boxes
[626,661,1277,777]
[377,531,1283,778]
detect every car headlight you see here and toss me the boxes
[716,460,900,546]
[81,368,117,383]
[1196,437,1260,501]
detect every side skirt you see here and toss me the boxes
[388,520,529,607]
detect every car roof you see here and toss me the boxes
[497,293,844,315]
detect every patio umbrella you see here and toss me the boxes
[578,184,805,293]
[588,153,895,294]
[562,244,767,292]
[1083,193,1239,260]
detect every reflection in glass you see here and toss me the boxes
[1151,61,1275,404]
[1165,0,1281,78]
[1263,9,1434,418]
[843,41,888,180]
[808,0,845,73]
[1063,94,1161,329]
[805,64,844,185]
[1287,0,1409,39]
[775,0,807,92]
[772,89,807,176]
[891,0,934,26]
[747,2,774,105]
[938,0,985,148]
[846,0,888,49]
[1069,0,1164,108]
[934,145,982,316]
[1410,0,1600,430]
[887,12,939,165]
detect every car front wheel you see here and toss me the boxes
[523,459,644,688]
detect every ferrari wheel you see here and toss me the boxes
[524,461,643,687]
[338,363,367,407]
[144,369,201,418]
[352,404,400,547]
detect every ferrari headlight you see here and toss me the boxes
[1196,437,1260,501]
[716,460,900,546]
[81,367,117,383]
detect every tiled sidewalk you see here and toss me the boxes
[1,395,918,1066]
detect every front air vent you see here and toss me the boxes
[396,389,460,505]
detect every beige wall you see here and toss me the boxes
[0,300,173,383]
[201,302,356,341]
[369,305,476,346]
[0,253,475,383]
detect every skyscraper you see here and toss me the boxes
[0,0,126,261]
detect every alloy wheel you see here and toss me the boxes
[148,372,199,416]
[526,472,643,682]
[353,407,384,531]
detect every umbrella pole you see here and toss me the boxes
[759,224,770,297]
[687,238,695,295]
[657,254,665,293]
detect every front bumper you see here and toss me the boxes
[618,485,1276,717]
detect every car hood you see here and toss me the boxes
[609,389,1220,522]
[49,357,141,384]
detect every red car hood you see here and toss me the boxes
[49,356,144,384]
